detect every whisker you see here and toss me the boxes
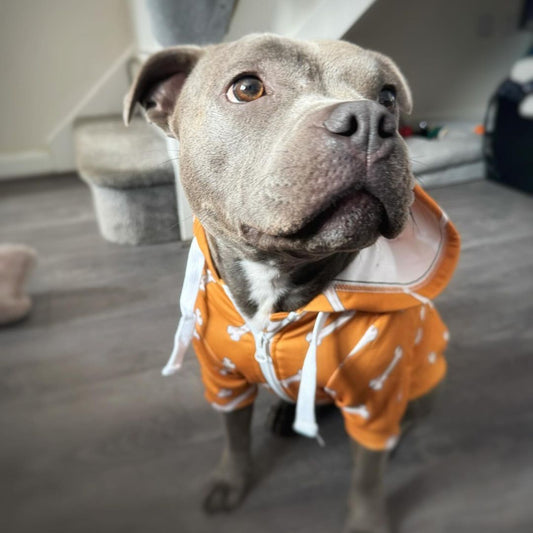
[408,207,420,231]
[166,212,195,233]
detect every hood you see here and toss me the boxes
[193,184,460,316]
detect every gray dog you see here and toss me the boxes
[124,33,460,533]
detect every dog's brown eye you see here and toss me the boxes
[378,87,396,109]
[228,76,265,103]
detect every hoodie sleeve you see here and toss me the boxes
[193,336,258,412]
[325,303,448,451]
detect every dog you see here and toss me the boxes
[124,33,460,533]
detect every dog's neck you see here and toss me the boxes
[205,233,356,328]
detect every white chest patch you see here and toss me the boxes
[240,259,291,330]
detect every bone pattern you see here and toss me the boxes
[227,323,250,341]
[305,311,355,344]
[342,404,371,420]
[369,346,403,391]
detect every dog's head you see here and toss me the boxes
[125,34,414,258]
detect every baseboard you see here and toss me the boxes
[0,150,54,180]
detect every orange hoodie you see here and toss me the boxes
[163,185,460,451]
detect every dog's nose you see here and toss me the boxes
[323,101,396,152]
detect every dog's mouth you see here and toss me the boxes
[240,186,395,253]
[280,188,387,239]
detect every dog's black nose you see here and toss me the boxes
[323,101,396,151]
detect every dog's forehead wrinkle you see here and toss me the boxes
[315,49,387,98]
[230,34,319,67]
[201,36,336,96]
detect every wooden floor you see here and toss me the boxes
[1,174,532,533]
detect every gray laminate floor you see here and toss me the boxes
[0,174,532,533]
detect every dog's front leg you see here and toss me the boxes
[343,440,390,533]
[203,404,253,513]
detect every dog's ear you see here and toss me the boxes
[372,52,413,114]
[123,46,204,134]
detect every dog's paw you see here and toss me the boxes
[343,496,390,533]
[203,469,251,513]
[203,453,252,513]
[203,477,249,513]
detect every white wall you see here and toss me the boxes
[2,0,527,178]
[0,0,134,178]
[225,0,375,41]
[344,0,531,122]
[225,0,322,39]
[129,0,164,53]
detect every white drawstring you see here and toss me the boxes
[164,240,331,446]
[293,311,329,446]
[162,238,205,376]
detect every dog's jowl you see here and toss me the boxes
[125,34,460,533]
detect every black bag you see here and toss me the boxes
[484,64,533,194]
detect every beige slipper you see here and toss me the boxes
[0,244,37,325]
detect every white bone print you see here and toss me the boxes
[305,311,355,344]
[345,324,379,360]
[219,356,236,375]
[195,308,203,326]
[264,311,304,335]
[323,386,337,398]
[199,269,216,291]
[369,346,403,391]
[222,357,236,371]
[227,323,250,341]
[343,404,370,419]
[280,370,302,387]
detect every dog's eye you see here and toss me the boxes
[227,76,265,103]
[378,86,396,110]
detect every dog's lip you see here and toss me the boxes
[284,188,380,238]
[242,187,386,241]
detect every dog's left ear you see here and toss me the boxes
[123,46,204,134]
[372,52,413,114]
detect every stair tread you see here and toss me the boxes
[74,115,174,189]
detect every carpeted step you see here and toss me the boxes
[74,115,178,245]
[406,122,484,188]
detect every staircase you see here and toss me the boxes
[74,116,178,245]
